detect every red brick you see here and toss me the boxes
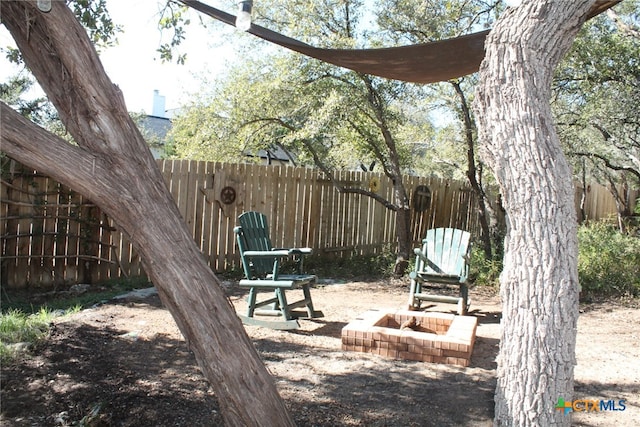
[420,347,443,357]
[442,349,470,359]
[429,339,441,349]
[399,351,422,361]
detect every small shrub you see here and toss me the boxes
[306,247,397,279]
[469,246,502,289]
[578,221,640,297]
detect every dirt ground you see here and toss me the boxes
[1,279,638,426]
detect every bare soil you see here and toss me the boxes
[1,280,638,426]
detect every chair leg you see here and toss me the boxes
[246,287,257,318]
[407,279,421,310]
[302,284,316,317]
[458,283,469,315]
[275,288,292,320]
[457,298,466,315]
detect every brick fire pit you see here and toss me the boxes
[341,309,478,367]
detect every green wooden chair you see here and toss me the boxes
[233,211,323,330]
[408,227,472,315]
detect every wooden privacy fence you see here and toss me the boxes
[575,182,638,222]
[2,160,477,289]
[1,159,627,290]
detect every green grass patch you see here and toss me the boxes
[1,276,151,364]
[0,307,77,364]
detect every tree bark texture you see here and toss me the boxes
[1,2,294,426]
[393,195,412,275]
[473,1,595,425]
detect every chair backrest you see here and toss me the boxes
[420,228,471,279]
[236,211,275,278]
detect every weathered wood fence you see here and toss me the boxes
[0,159,627,289]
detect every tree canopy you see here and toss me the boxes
[553,1,640,222]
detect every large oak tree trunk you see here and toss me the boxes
[473,1,595,425]
[1,2,294,425]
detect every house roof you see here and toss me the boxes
[246,145,296,164]
[139,115,171,142]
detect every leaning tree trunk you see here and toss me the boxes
[473,1,595,425]
[451,80,494,260]
[393,190,412,275]
[1,2,294,426]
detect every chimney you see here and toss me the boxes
[152,90,166,117]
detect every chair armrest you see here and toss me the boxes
[244,250,290,258]
[413,247,428,263]
[413,248,444,274]
[288,247,312,255]
[272,247,313,256]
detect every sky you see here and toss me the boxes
[0,0,241,116]
[97,0,237,115]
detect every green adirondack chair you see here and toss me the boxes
[233,211,323,330]
[408,227,472,315]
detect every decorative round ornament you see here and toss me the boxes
[412,185,431,212]
[220,186,237,205]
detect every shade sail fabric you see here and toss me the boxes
[181,0,621,84]
[251,29,490,84]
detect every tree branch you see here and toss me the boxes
[1,1,133,156]
[607,8,640,39]
[1,102,117,203]
[338,185,399,210]
[571,150,640,182]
